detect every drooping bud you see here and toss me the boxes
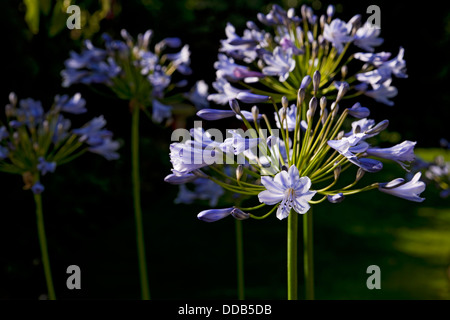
[313,70,321,95]
[229,99,241,114]
[327,193,344,203]
[231,207,250,220]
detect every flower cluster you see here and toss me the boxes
[165,69,424,222]
[62,29,208,124]
[0,92,119,193]
[208,4,406,107]
[410,152,450,199]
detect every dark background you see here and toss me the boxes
[0,0,449,300]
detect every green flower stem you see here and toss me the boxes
[303,208,314,300]
[249,204,278,220]
[235,220,245,300]
[131,102,150,300]
[34,192,56,300]
[287,209,298,300]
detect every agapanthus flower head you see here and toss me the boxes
[62,29,206,124]
[0,93,120,193]
[209,4,406,107]
[166,70,423,222]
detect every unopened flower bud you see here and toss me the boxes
[366,120,389,135]
[327,4,335,18]
[337,130,344,139]
[320,15,326,29]
[231,207,250,220]
[281,96,289,109]
[341,65,348,78]
[327,193,344,203]
[251,105,259,123]
[320,108,328,125]
[9,92,17,106]
[313,70,321,94]
[309,97,317,114]
[229,99,241,114]
[332,104,339,117]
[300,75,312,89]
[320,96,327,110]
[297,88,306,105]
[334,165,341,180]
[336,83,349,102]
[356,167,365,182]
[236,165,244,181]
[5,104,14,117]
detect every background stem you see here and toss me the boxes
[287,209,298,300]
[34,193,56,300]
[235,219,245,300]
[131,104,150,300]
[303,208,315,300]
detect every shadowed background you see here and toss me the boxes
[0,0,449,299]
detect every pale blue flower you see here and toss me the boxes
[169,140,220,175]
[37,157,57,175]
[353,22,384,52]
[262,47,295,82]
[364,79,398,106]
[215,51,263,83]
[221,130,260,155]
[73,115,113,145]
[175,178,224,207]
[354,52,391,65]
[184,80,209,110]
[275,104,297,131]
[258,165,316,220]
[54,93,87,114]
[347,102,370,118]
[323,19,353,53]
[165,44,192,75]
[88,137,120,160]
[151,99,172,124]
[0,146,9,160]
[197,207,250,222]
[378,172,425,202]
[366,140,416,170]
[207,78,249,105]
[31,181,45,194]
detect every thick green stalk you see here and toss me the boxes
[34,193,56,300]
[235,220,245,300]
[131,104,150,300]
[303,208,314,300]
[287,209,298,300]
